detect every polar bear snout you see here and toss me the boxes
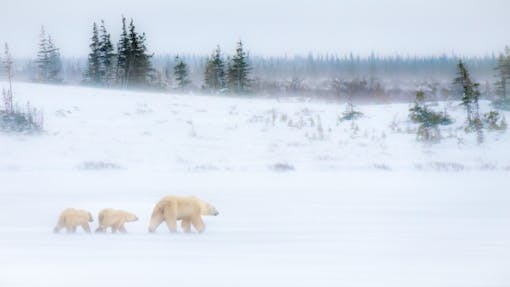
[126,213,138,222]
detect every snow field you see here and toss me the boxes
[0,82,509,286]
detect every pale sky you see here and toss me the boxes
[2,0,510,58]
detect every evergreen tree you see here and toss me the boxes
[36,26,49,82]
[495,47,510,100]
[36,26,61,83]
[116,16,130,87]
[98,20,116,86]
[127,19,140,85]
[127,20,152,86]
[227,41,251,93]
[454,60,482,141]
[84,22,101,84]
[164,59,173,86]
[2,43,14,112]
[204,46,225,91]
[454,61,479,123]
[174,55,190,89]
[46,36,62,82]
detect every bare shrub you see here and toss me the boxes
[0,102,44,133]
[271,163,295,172]
[77,161,123,170]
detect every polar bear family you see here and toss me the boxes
[53,195,219,234]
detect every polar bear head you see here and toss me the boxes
[125,212,139,222]
[198,199,219,216]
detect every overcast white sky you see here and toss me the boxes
[2,0,510,58]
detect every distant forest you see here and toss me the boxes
[3,17,508,102]
[13,53,498,83]
[10,54,499,94]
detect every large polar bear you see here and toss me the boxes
[148,196,219,233]
[95,208,139,233]
[53,208,94,233]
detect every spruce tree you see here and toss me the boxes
[127,20,152,86]
[164,59,173,86]
[98,20,116,86]
[116,16,130,87]
[495,47,510,101]
[127,19,139,85]
[35,27,61,83]
[454,61,478,123]
[84,22,101,84]
[46,36,62,82]
[204,46,225,91]
[227,41,250,93]
[2,43,14,112]
[36,26,49,82]
[174,55,190,89]
[454,60,482,140]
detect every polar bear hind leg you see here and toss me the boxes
[181,218,191,233]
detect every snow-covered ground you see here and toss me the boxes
[0,82,509,287]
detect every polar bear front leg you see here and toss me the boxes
[148,209,164,233]
[53,221,64,233]
[118,222,127,233]
[163,209,177,233]
[191,215,205,233]
[165,217,177,233]
[81,223,91,233]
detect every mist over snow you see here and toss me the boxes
[0,82,509,287]
[1,82,510,172]
[1,0,510,286]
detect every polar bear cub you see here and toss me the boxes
[95,208,138,233]
[54,208,94,233]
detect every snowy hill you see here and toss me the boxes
[1,82,510,172]
[0,82,509,287]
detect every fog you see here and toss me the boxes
[3,0,510,58]
[2,2,510,287]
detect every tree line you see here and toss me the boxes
[79,17,251,93]
[166,41,252,93]
[24,18,510,101]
